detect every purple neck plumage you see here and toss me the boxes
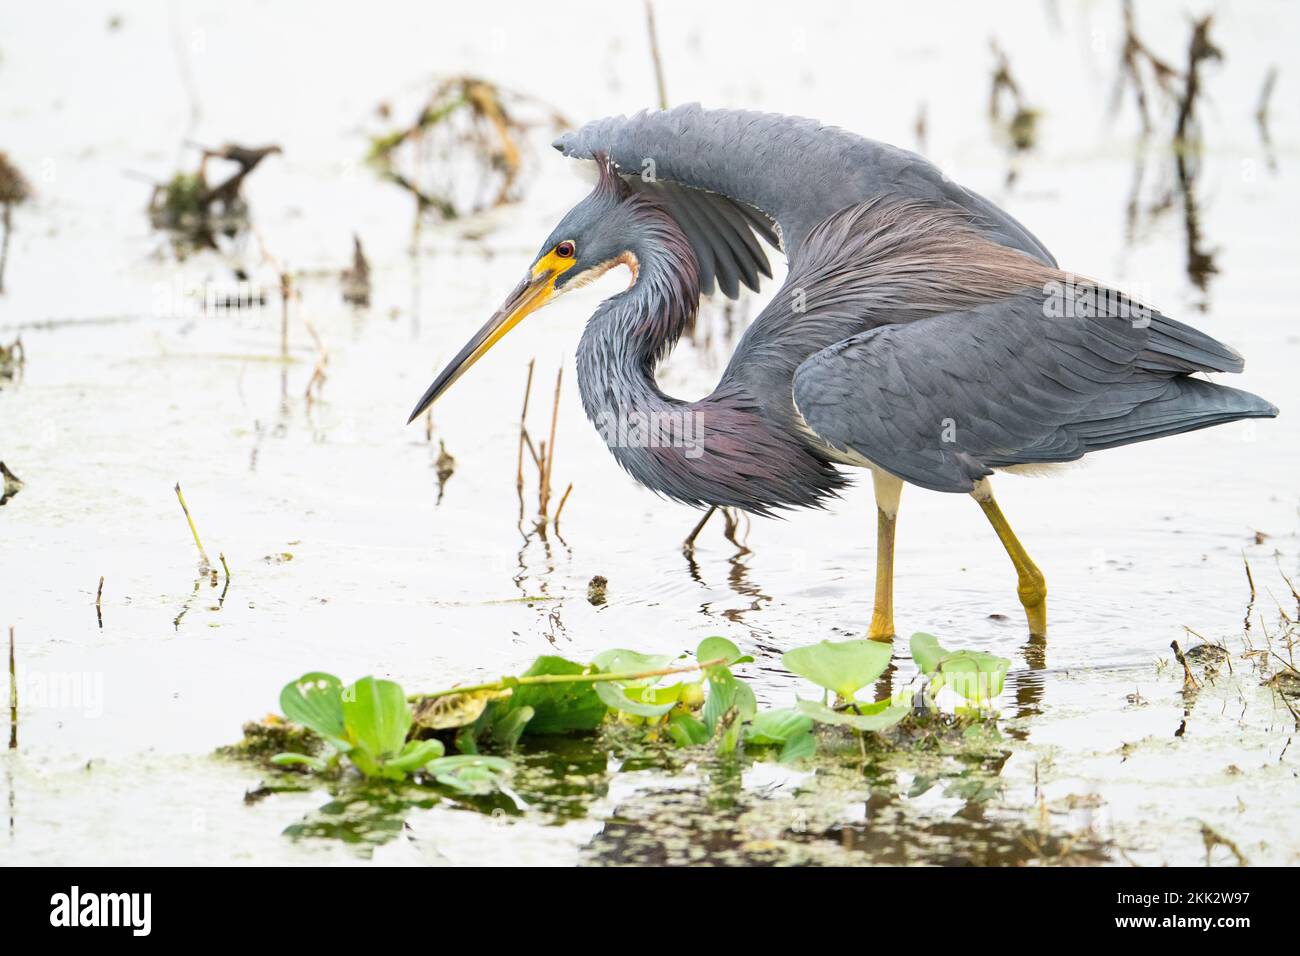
[575,196,847,515]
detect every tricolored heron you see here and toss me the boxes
[408,105,1277,642]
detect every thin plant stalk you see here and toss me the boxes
[174,482,211,571]
[411,656,728,703]
[553,482,573,533]
[7,626,16,750]
[644,0,669,110]
[516,359,535,497]
[538,365,563,522]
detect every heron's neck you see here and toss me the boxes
[575,206,700,421]
[574,207,846,514]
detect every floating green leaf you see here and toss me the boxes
[489,704,534,750]
[342,676,411,759]
[697,637,752,669]
[797,695,911,732]
[667,711,709,747]
[425,754,513,795]
[782,639,892,700]
[702,668,756,734]
[778,730,816,763]
[909,633,1010,703]
[280,672,349,750]
[909,633,946,674]
[938,653,1010,702]
[383,739,445,775]
[744,708,813,746]
[595,681,678,718]
[270,752,328,772]
[505,656,606,734]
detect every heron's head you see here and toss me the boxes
[407,154,643,423]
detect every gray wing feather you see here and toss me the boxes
[793,296,1277,494]
[554,103,1057,266]
[624,176,771,298]
[645,183,723,296]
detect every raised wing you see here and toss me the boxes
[624,177,776,298]
[553,103,1057,298]
[792,293,1274,494]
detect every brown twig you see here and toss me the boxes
[1174,16,1222,146]
[1243,554,1257,640]
[7,625,15,750]
[279,271,291,362]
[301,308,329,407]
[553,482,573,533]
[1171,639,1200,689]
[516,359,535,498]
[537,365,563,525]
[1200,821,1247,866]
[1114,0,1180,133]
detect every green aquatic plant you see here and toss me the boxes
[910,633,1010,709]
[257,632,1011,790]
[274,673,472,786]
[782,638,913,732]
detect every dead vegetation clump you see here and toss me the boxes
[217,714,320,765]
[147,142,281,256]
[0,152,33,294]
[0,461,22,506]
[366,75,567,224]
[0,336,24,385]
[988,40,1040,154]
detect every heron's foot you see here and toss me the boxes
[868,609,895,643]
[1017,572,1048,639]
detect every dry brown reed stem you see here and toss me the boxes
[1116,0,1179,133]
[1173,16,1221,146]
[279,271,291,361]
[301,309,329,406]
[7,625,15,750]
[516,359,535,496]
[553,482,573,534]
[1170,640,1200,689]
[538,366,563,523]
[1243,555,1257,640]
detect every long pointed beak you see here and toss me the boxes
[406,270,556,423]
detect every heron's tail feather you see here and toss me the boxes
[1071,377,1278,452]
[1139,313,1245,374]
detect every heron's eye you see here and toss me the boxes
[555,241,576,259]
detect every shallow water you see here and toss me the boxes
[1,1,1297,864]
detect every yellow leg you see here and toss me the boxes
[868,471,903,642]
[972,479,1047,638]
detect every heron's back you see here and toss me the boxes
[780,202,1277,493]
